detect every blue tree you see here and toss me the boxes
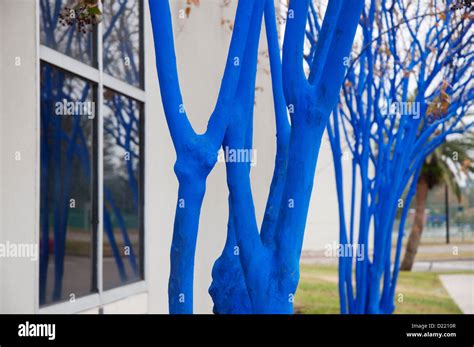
[312,0,474,313]
[149,0,262,314]
[149,0,364,313]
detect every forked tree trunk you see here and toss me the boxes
[400,176,429,271]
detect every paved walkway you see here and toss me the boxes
[412,260,474,272]
[439,274,474,314]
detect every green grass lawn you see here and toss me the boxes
[295,264,466,314]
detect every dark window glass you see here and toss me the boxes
[103,0,143,88]
[40,0,96,65]
[103,88,143,290]
[40,63,97,306]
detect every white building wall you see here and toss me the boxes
[305,134,361,251]
[0,0,39,313]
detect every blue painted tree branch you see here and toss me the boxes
[210,0,364,314]
[316,0,474,314]
[149,0,260,313]
[209,0,269,314]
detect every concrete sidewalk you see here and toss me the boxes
[412,260,474,272]
[439,274,474,314]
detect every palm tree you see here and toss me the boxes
[400,134,474,271]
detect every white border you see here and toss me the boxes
[40,45,100,83]
[39,47,145,102]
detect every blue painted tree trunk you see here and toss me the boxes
[149,0,259,313]
[149,0,364,313]
[317,0,474,314]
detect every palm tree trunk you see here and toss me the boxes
[400,176,429,271]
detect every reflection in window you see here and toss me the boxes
[40,63,96,306]
[103,0,143,87]
[40,0,96,65]
[103,89,143,290]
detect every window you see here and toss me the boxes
[103,89,143,290]
[40,0,96,65]
[103,0,143,87]
[39,0,145,308]
[39,63,97,306]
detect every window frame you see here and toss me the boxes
[37,0,146,314]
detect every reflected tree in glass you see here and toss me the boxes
[103,89,142,290]
[103,0,143,87]
[40,64,95,305]
[40,0,96,65]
